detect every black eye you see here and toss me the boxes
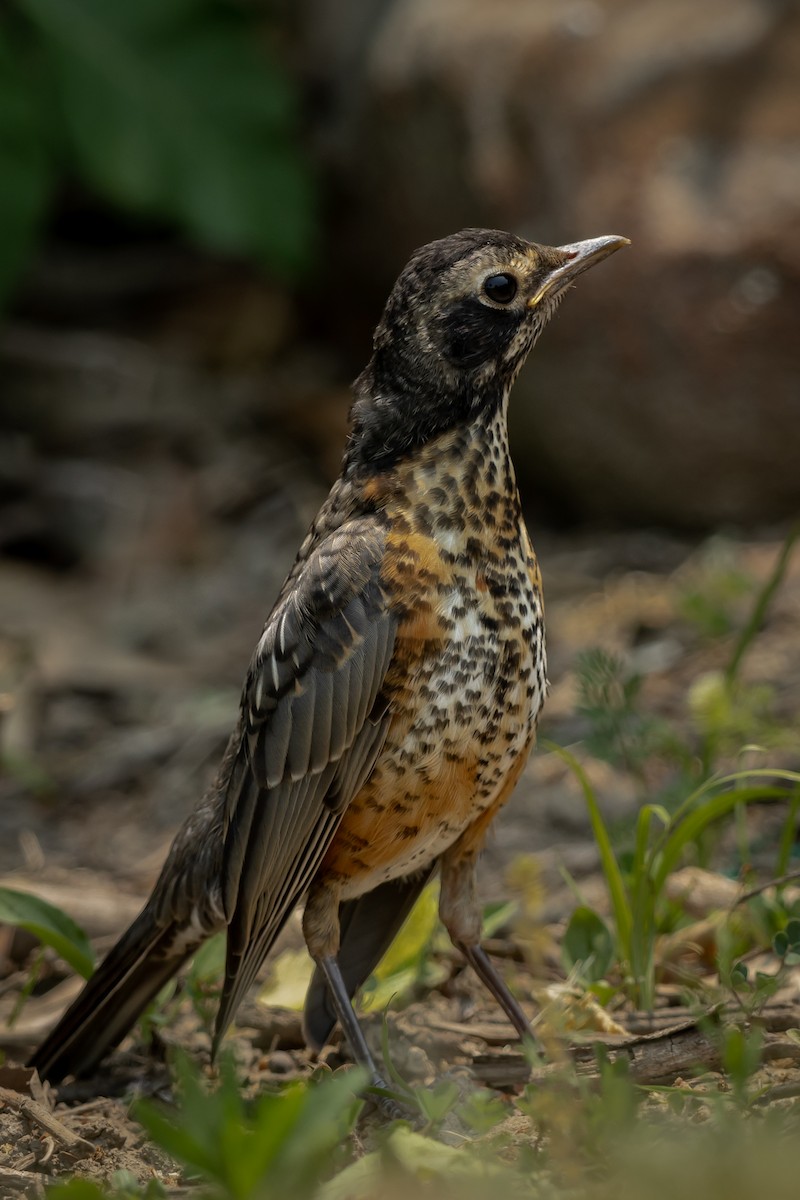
[483,272,518,304]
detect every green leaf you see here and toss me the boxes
[652,775,800,894]
[44,1182,110,1200]
[456,1088,508,1134]
[726,524,799,686]
[361,882,441,1012]
[136,1052,366,1200]
[413,1079,460,1124]
[0,24,53,304]
[629,804,667,1010]
[588,979,618,1006]
[722,1025,763,1098]
[257,946,313,1011]
[320,1126,515,1200]
[188,930,225,981]
[0,886,94,978]
[546,742,633,958]
[16,0,316,275]
[482,898,517,938]
[754,972,780,998]
[562,906,614,983]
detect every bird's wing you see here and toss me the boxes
[214,517,397,1045]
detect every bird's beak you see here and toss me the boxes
[528,235,630,307]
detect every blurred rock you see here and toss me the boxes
[301,0,800,525]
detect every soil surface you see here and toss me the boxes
[1,443,800,1191]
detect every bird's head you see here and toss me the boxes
[346,227,628,472]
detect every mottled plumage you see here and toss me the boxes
[30,227,628,1091]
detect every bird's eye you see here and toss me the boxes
[483,272,518,304]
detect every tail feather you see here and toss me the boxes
[28,909,198,1084]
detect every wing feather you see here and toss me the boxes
[285,676,316,779]
[309,669,334,773]
[214,518,396,1048]
[328,658,352,762]
[259,698,293,789]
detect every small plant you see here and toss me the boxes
[367,1019,463,1133]
[0,886,94,979]
[134,1052,366,1200]
[47,1179,166,1199]
[561,905,615,986]
[550,743,800,1009]
[574,648,684,788]
[574,527,799,792]
[719,1023,765,1105]
[1,0,317,307]
[556,528,800,1007]
[678,539,755,639]
[184,932,226,1034]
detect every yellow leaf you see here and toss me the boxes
[373,882,440,979]
[359,882,442,1012]
[257,947,313,1011]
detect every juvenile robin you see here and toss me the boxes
[30,228,628,1090]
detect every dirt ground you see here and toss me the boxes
[1,432,800,1191]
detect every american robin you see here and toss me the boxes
[30,228,628,1091]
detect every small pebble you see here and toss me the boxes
[268,1051,297,1075]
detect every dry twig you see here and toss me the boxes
[0,1086,95,1159]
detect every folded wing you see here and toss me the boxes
[214,518,397,1047]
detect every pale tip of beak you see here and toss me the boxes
[528,234,630,307]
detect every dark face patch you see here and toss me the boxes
[431,295,522,370]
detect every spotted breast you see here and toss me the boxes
[319,400,546,898]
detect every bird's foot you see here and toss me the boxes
[366,1076,414,1122]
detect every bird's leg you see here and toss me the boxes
[312,954,381,1076]
[457,943,534,1042]
[303,883,405,1117]
[439,844,541,1051]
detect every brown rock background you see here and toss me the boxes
[301,0,800,525]
[3,0,799,532]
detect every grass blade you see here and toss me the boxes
[545,743,633,957]
[653,783,797,893]
[726,524,799,686]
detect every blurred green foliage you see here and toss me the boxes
[562,904,615,984]
[133,1052,365,1200]
[0,0,317,306]
[0,885,95,979]
[574,647,688,785]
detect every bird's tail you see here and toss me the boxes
[28,907,199,1084]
